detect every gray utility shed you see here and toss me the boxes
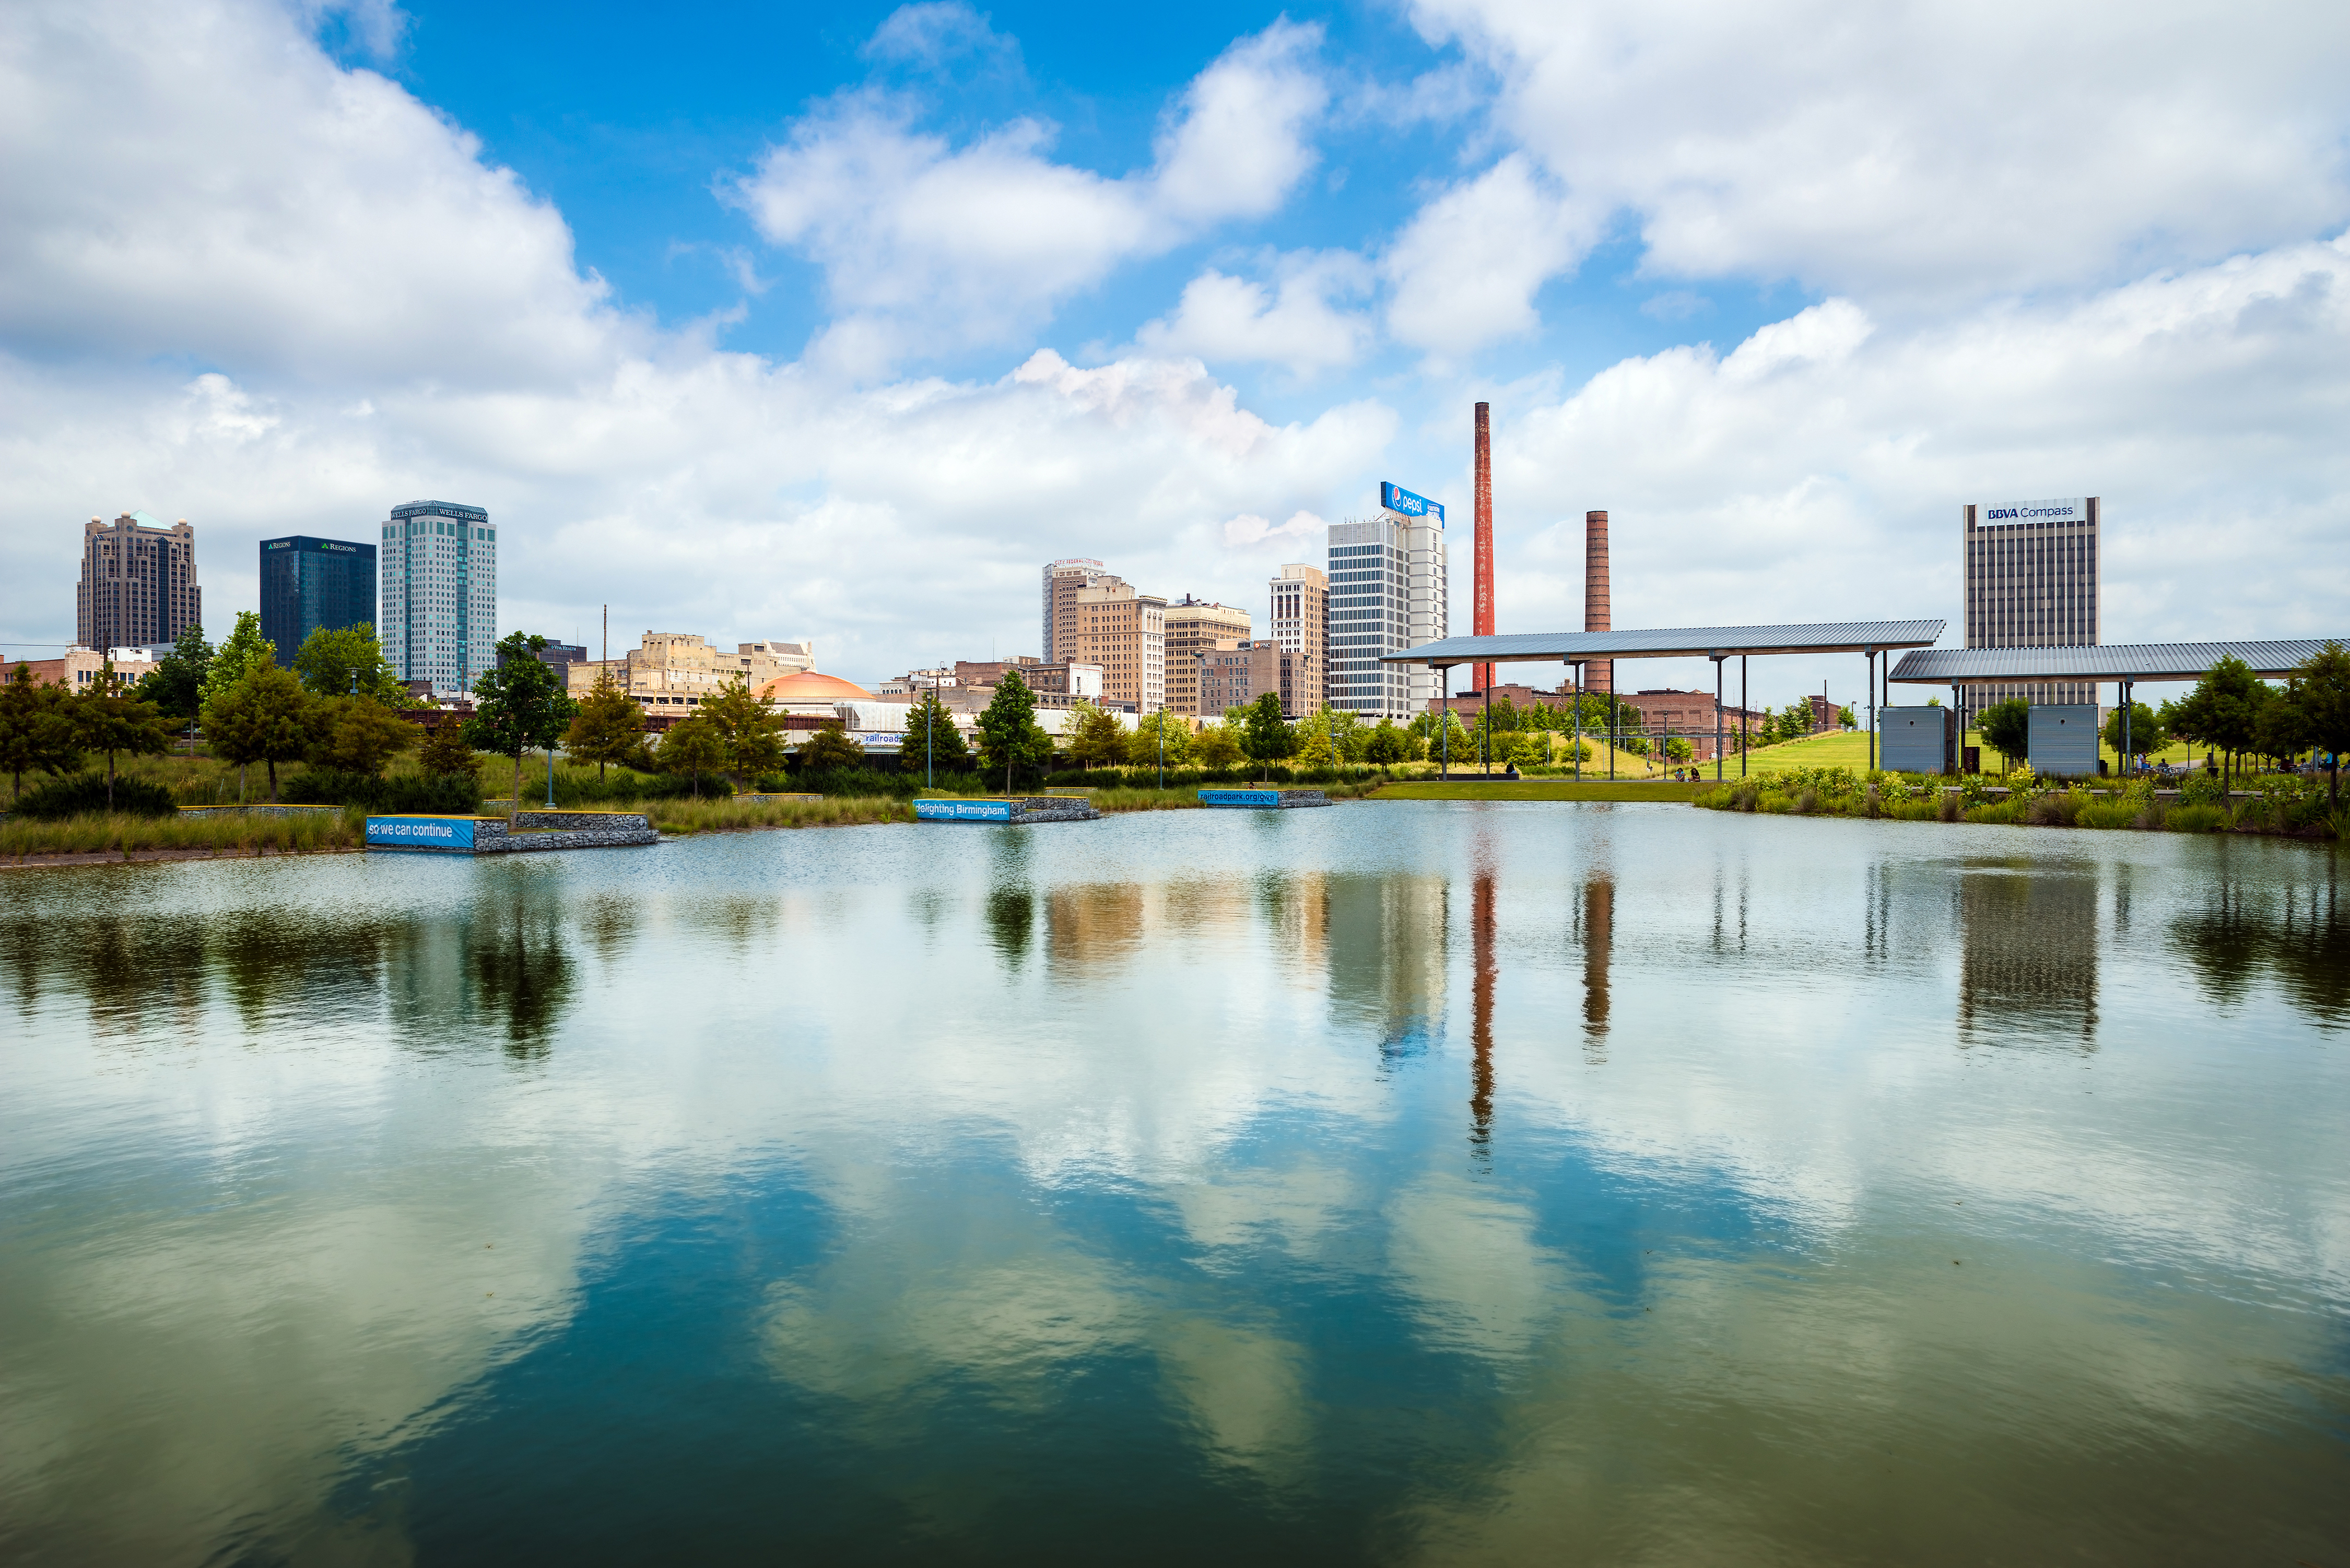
[2028,705,2100,777]
[1879,708,1951,774]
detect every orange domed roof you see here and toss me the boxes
[754,669,875,704]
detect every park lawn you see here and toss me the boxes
[1374,780,1705,803]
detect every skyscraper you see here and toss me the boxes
[1065,573,1166,712]
[260,535,377,667]
[1962,497,2101,709]
[1326,500,1446,721]
[1041,559,1107,664]
[381,500,495,695]
[1268,564,1328,713]
[77,512,200,654]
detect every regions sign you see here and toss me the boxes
[1977,497,2088,525]
[914,798,1013,822]
[366,815,479,850]
[1380,482,1445,524]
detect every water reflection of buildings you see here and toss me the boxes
[1957,868,2098,1049]
[1471,873,1495,1158]
[1325,875,1448,1060]
[1575,877,1613,1063]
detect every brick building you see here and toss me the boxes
[1164,598,1251,717]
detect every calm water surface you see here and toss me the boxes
[3,803,2347,1565]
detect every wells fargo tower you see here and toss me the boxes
[77,512,201,654]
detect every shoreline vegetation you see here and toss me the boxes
[1694,766,2348,841]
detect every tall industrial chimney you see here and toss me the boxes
[1474,403,1495,693]
[1584,510,1610,701]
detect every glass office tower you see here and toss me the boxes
[260,535,376,667]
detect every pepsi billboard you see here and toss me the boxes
[1380,482,1444,524]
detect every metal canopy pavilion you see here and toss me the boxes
[1888,638,2344,765]
[1380,619,1948,780]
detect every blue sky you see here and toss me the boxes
[3,0,2347,698]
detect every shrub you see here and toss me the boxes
[2180,772,2226,806]
[11,772,179,820]
[281,769,483,813]
[2025,789,2086,827]
[2166,803,2227,832]
[2076,802,2138,830]
[1937,789,1963,822]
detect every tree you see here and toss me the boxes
[1664,735,1695,763]
[292,623,407,703]
[2100,701,2165,763]
[1192,722,1243,770]
[905,689,970,774]
[1978,699,2030,774]
[0,663,83,802]
[69,662,175,809]
[1294,723,1337,771]
[1364,718,1409,765]
[415,721,480,781]
[795,719,866,773]
[2255,692,2310,772]
[1238,692,1296,782]
[1124,710,1190,768]
[308,696,417,776]
[2288,641,2350,807]
[1065,700,1127,769]
[563,669,648,779]
[201,611,276,708]
[464,633,578,815]
[2168,655,2267,794]
[1837,705,1857,730]
[137,623,214,721]
[976,667,1052,793]
[700,675,788,791]
[659,716,727,797]
[202,662,316,803]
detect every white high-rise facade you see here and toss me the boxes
[381,500,495,695]
[1326,510,1446,720]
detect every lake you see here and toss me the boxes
[3,803,2346,1565]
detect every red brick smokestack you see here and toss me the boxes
[1584,510,1610,700]
[1474,402,1494,692]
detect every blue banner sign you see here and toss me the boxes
[1380,482,1444,524]
[1199,789,1284,807]
[366,815,478,850]
[914,798,1013,822]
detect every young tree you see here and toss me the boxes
[1977,699,2030,774]
[795,718,865,773]
[1295,723,1338,771]
[137,623,214,721]
[292,623,407,702]
[2168,655,2267,794]
[2254,692,2310,772]
[1191,722,1243,770]
[2100,701,2166,763]
[308,697,417,776]
[1837,705,1857,730]
[201,611,277,708]
[70,662,176,809]
[658,716,727,797]
[562,669,648,779]
[464,632,578,816]
[1664,735,1695,764]
[1124,710,1190,768]
[1238,692,1296,782]
[1065,700,1127,769]
[201,662,316,803]
[0,664,83,802]
[415,721,480,780]
[699,675,789,792]
[977,668,1052,793]
[1364,718,1409,765]
[2288,640,2350,807]
[905,688,970,774]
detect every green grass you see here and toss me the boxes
[1374,780,1704,803]
[2,809,364,859]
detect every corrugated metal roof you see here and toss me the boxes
[1381,620,1947,664]
[1888,640,2339,683]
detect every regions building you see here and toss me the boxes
[1268,565,1327,716]
[1963,497,2100,707]
[1164,597,1252,718]
[381,500,495,697]
[77,512,201,656]
[260,535,376,666]
[1327,500,1446,722]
